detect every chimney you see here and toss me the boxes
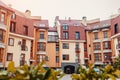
[25,10,31,17]
[68,17,71,21]
[55,16,59,21]
[82,16,87,26]
[8,4,12,7]
[118,8,120,14]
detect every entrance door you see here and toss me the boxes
[64,65,75,74]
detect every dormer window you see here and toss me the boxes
[39,24,45,27]
[73,23,79,26]
[62,24,68,30]
[93,25,99,29]
[103,23,109,27]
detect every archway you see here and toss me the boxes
[64,65,75,74]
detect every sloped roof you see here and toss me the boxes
[59,20,83,26]
[34,20,49,28]
[87,19,111,30]
[0,0,13,11]
[48,27,57,31]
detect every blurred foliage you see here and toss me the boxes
[0,61,64,80]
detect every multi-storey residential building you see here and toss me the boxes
[55,17,86,73]
[86,19,112,66]
[7,9,38,67]
[46,27,60,68]
[33,20,49,65]
[111,14,120,61]
[0,1,13,68]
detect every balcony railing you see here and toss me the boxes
[75,48,80,53]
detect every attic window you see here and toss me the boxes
[93,25,99,29]
[103,24,109,27]
[73,23,79,26]
[39,24,45,27]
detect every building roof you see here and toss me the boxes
[59,20,83,26]
[87,19,111,30]
[0,0,13,11]
[48,27,57,32]
[34,20,49,29]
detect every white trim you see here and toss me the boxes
[111,33,120,39]
[60,40,85,42]
[37,51,47,54]
[102,38,111,42]
[103,50,112,53]
[92,30,99,32]
[102,28,109,31]
[37,39,47,42]
[93,50,102,53]
[9,33,34,40]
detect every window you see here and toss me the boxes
[7,53,13,61]
[75,32,80,39]
[0,30,3,42]
[103,31,108,38]
[63,31,68,39]
[11,13,16,19]
[8,38,14,46]
[10,22,16,32]
[21,39,27,51]
[75,43,79,49]
[20,53,25,66]
[94,32,98,40]
[103,41,111,49]
[0,49,3,62]
[104,53,112,61]
[62,43,69,49]
[36,54,45,63]
[89,54,91,60]
[94,53,102,61]
[62,24,68,30]
[75,43,80,51]
[93,43,101,50]
[1,13,5,24]
[23,26,28,35]
[56,56,59,62]
[37,42,46,51]
[56,42,59,52]
[114,23,118,34]
[63,55,69,60]
[40,32,44,39]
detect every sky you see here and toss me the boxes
[2,0,120,26]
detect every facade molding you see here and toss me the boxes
[9,32,34,40]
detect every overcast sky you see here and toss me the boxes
[2,0,120,26]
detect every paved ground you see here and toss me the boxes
[60,74,120,80]
[60,74,72,80]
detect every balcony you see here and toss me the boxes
[48,36,58,42]
[0,43,5,48]
[0,22,7,31]
[94,61,103,65]
[75,48,80,53]
[37,38,47,42]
